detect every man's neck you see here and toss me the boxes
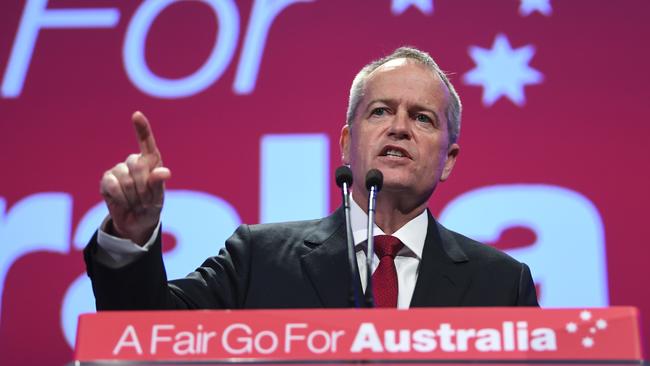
[351,189,428,235]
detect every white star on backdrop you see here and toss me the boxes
[565,322,578,333]
[519,0,552,16]
[582,337,594,348]
[463,34,543,107]
[596,319,608,329]
[580,310,593,321]
[392,0,433,15]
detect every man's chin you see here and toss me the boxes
[381,174,436,196]
[379,177,414,192]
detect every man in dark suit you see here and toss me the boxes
[85,47,538,310]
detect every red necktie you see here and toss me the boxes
[371,235,404,308]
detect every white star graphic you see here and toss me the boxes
[463,34,543,107]
[565,322,578,333]
[582,337,594,348]
[580,310,592,321]
[596,319,608,330]
[519,0,552,16]
[392,0,433,15]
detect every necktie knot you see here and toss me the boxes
[374,235,403,258]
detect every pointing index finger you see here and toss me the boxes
[132,111,160,157]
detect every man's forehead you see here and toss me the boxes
[375,57,411,71]
[365,58,441,88]
[362,58,447,102]
[367,58,424,80]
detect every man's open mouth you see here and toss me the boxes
[380,145,411,159]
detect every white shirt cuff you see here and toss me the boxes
[95,216,160,268]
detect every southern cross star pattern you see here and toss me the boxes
[565,310,609,349]
[463,34,543,107]
[391,0,549,108]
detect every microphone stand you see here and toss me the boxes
[364,183,379,308]
[363,169,383,308]
[342,181,361,308]
[335,166,362,308]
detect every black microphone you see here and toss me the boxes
[364,169,383,308]
[335,166,353,189]
[335,166,361,308]
[365,169,383,192]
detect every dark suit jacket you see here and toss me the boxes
[84,208,538,310]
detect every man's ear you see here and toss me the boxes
[440,143,460,182]
[339,124,351,165]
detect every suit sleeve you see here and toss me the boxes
[84,224,253,310]
[517,263,539,306]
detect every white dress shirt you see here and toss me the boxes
[97,200,429,308]
[349,197,427,309]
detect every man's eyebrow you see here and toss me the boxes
[365,98,393,108]
[360,99,393,115]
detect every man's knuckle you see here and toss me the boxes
[122,177,135,190]
[127,154,142,169]
[114,162,129,175]
[101,171,112,183]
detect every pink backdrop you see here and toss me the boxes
[1,1,648,365]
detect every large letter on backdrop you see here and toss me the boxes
[260,134,329,223]
[233,0,315,94]
[439,184,609,307]
[1,0,119,97]
[0,193,72,324]
[123,0,239,98]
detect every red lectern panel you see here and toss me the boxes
[74,307,643,364]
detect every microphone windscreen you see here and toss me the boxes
[365,169,383,191]
[335,165,353,187]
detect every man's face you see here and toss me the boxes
[340,58,459,203]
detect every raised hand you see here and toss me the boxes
[100,111,172,245]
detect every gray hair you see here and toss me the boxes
[346,46,462,144]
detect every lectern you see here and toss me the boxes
[73,307,644,365]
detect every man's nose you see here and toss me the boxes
[387,110,412,139]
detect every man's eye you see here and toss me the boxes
[415,114,432,123]
[371,107,387,116]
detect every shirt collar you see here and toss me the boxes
[350,195,427,259]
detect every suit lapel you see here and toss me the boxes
[300,207,362,308]
[410,211,471,307]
